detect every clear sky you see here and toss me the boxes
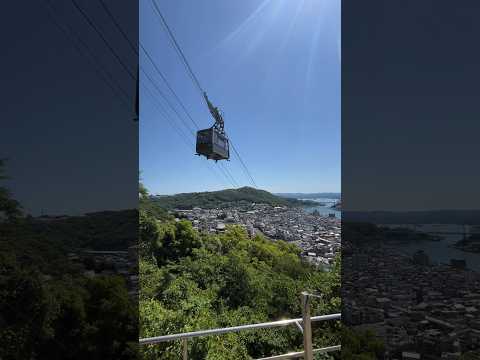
[140,0,340,195]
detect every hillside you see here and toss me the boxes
[151,187,317,210]
[31,209,137,251]
[139,215,341,359]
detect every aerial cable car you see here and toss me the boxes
[196,92,230,161]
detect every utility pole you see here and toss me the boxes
[301,291,313,360]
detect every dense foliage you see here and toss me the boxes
[0,159,22,221]
[140,182,172,221]
[0,160,138,359]
[0,263,138,360]
[150,186,317,210]
[340,328,385,359]
[139,207,341,359]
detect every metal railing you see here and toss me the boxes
[139,292,341,360]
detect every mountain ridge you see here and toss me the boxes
[151,187,317,210]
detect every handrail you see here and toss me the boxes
[139,313,341,345]
[256,345,341,360]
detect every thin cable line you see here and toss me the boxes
[41,0,132,111]
[150,0,203,94]
[148,1,256,188]
[142,83,194,149]
[140,42,200,130]
[149,3,257,187]
[97,0,138,56]
[142,83,233,188]
[70,0,135,80]
[141,66,237,187]
[140,67,196,137]
[230,141,257,188]
[218,162,239,188]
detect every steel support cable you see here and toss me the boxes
[207,164,233,189]
[217,163,239,188]
[141,63,238,187]
[207,162,234,189]
[41,0,132,111]
[142,78,234,188]
[218,162,239,188]
[150,2,258,188]
[97,0,138,56]
[140,67,196,138]
[85,0,232,188]
[230,140,258,188]
[149,0,255,188]
[141,44,238,188]
[150,0,203,95]
[140,42,200,130]
[70,0,135,80]
[141,83,193,149]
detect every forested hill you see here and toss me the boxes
[150,187,317,210]
[30,209,137,251]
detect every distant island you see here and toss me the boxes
[151,187,318,210]
[275,192,341,200]
[454,233,480,253]
[343,223,440,245]
[331,201,341,210]
[344,210,480,225]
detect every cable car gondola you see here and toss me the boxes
[196,92,230,161]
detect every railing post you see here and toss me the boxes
[301,292,313,360]
[182,338,188,360]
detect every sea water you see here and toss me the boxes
[303,198,342,219]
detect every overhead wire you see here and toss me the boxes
[45,0,232,188]
[95,0,241,188]
[229,141,258,188]
[140,66,196,137]
[140,41,240,187]
[141,82,194,149]
[97,0,138,56]
[140,42,200,130]
[70,0,135,80]
[149,0,258,188]
[144,69,236,188]
[150,0,204,95]
[141,77,234,188]
[218,162,239,188]
[40,0,132,111]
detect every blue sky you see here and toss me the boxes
[140,0,340,195]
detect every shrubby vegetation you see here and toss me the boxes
[140,182,171,221]
[341,328,385,359]
[0,160,138,359]
[139,201,341,359]
[30,210,138,250]
[0,265,138,360]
